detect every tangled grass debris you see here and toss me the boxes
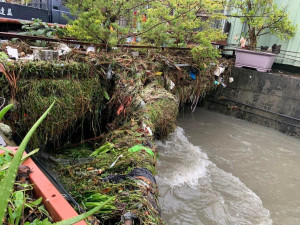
[0,43,233,224]
[0,60,110,150]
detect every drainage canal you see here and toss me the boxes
[157,108,300,225]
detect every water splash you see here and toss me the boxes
[157,127,272,225]
[157,127,209,188]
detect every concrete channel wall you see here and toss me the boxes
[206,67,300,138]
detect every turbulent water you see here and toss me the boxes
[156,108,300,225]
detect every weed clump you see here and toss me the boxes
[0,60,109,150]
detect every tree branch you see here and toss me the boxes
[257,31,270,36]
[256,14,284,36]
[118,2,201,43]
[123,0,155,14]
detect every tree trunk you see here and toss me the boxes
[249,28,257,50]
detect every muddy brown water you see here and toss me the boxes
[156,108,300,225]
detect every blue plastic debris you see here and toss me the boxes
[189,71,196,80]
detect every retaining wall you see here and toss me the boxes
[206,67,300,137]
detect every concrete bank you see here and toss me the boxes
[206,67,300,137]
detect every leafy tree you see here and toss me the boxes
[66,0,227,66]
[227,0,297,49]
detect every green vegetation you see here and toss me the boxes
[20,18,66,46]
[66,0,226,66]
[0,104,13,120]
[55,50,234,224]
[3,177,52,225]
[0,43,233,223]
[0,103,114,225]
[21,19,64,38]
[0,102,54,224]
[0,2,236,220]
[0,52,8,60]
[59,102,171,223]
[227,0,297,49]
[0,61,109,150]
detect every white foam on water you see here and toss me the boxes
[157,127,273,225]
[156,127,209,188]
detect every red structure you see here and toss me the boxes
[0,147,86,225]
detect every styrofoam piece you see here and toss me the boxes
[6,46,18,59]
[87,46,95,53]
[214,66,225,76]
[58,43,71,56]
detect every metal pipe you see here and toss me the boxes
[0,18,66,28]
[0,32,228,50]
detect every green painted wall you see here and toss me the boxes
[226,0,300,67]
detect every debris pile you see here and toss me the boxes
[0,39,234,224]
[0,59,110,149]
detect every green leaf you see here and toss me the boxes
[0,102,55,225]
[4,153,12,162]
[14,191,24,208]
[103,91,110,100]
[0,52,8,59]
[11,38,19,43]
[7,207,13,224]
[31,197,42,206]
[36,29,45,36]
[46,31,53,38]
[0,149,39,171]
[21,149,39,163]
[54,197,114,225]
[128,144,155,157]
[38,205,51,218]
[42,218,53,225]
[24,218,52,225]
[91,142,114,156]
[0,146,14,155]
[0,104,13,121]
